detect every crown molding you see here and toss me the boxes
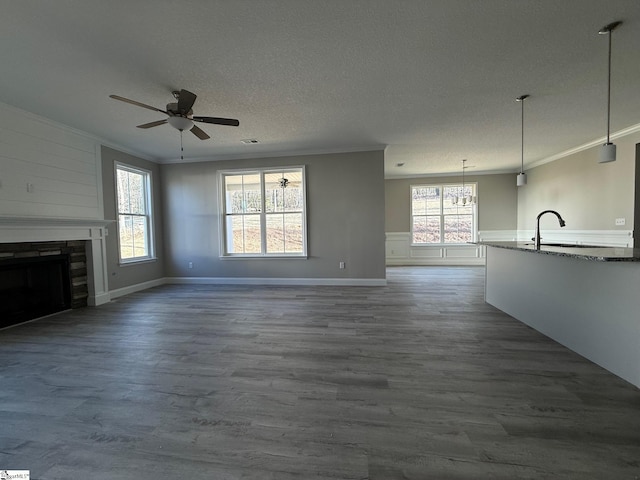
[526,122,640,170]
[158,145,386,164]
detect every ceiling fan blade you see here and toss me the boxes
[137,119,168,129]
[109,95,167,114]
[190,125,210,140]
[177,89,197,114]
[193,116,240,127]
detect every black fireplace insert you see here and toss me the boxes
[0,254,72,328]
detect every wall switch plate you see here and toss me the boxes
[339,261,345,269]
[615,218,626,226]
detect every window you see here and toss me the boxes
[221,167,306,256]
[115,163,154,263]
[411,183,477,244]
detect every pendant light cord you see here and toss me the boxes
[606,30,612,144]
[599,21,622,145]
[180,129,184,161]
[520,98,524,174]
[516,95,529,176]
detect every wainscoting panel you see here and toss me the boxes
[444,246,480,258]
[411,248,444,259]
[385,232,411,259]
[385,232,491,266]
[515,230,633,248]
[385,229,632,266]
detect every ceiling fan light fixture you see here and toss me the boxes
[167,116,194,131]
[110,89,240,142]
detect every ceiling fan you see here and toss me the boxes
[109,89,239,140]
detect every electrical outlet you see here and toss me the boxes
[188,262,193,269]
[615,218,625,226]
[339,261,345,269]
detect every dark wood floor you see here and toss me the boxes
[1,266,639,479]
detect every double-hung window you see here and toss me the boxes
[221,167,306,256]
[411,183,477,244]
[115,163,154,263]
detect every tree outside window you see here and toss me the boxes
[411,184,477,244]
[222,167,306,256]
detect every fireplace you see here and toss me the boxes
[0,241,89,328]
[0,217,111,309]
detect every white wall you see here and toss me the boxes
[0,102,103,220]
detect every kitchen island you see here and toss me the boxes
[483,242,640,388]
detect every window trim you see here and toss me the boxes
[218,166,308,258]
[410,182,478,246]
[114,161,155,265]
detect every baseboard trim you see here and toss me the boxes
[107,276,387,300]
[88,292,111,306]
[164,277,387,287]
[109,278,165,300]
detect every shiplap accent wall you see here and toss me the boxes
[0,102,103,219]
[0,102,111,305]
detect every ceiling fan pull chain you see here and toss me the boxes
[180,130,184,161]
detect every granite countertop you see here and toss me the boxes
[480,241,640,262]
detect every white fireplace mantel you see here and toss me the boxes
[0,216,113,306]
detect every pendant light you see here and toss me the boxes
[516,94,529,186]
[452,159,475,205]
[461,159,467,205]
[598,20,622,164]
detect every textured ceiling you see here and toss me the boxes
[1,1,639,177]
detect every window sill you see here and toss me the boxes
[220,254,308,260]
[119,257,157,267]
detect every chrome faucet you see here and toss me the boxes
[534,210,566,249]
